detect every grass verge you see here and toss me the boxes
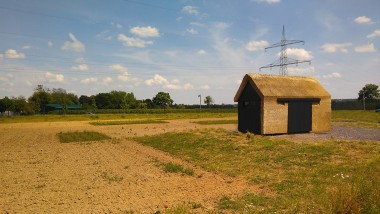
[57,131,111,143]
[100,172,124,184]
[89,119,168,126]
[0,112,236,123]
[163,162,194,176]
[332,110,380,128]
[134,128,380,213]
[193,119,237,125]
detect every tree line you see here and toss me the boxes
[0,85,215,115]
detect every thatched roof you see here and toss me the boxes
[234,73,330,102]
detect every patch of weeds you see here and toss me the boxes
[246,132,254,141]
[89,120,168,126]
[28,160,41,164]
[218,195,239,210]
[124,165,129,170]
[218,193,272,212]
[163,204,191,213]
[124,210,134,214]
[324,161,380,213]
[191,202,203,209]
[111,138,122,144]
[57,131,111,143]
[35,184,46,189]
[101,172,124,184]
[249,176,270,184]
[193,119,237,125]
[92,161,99,165]
[89,115,99,120]
[164,162,194,176]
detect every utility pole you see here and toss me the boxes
[198,94,202,111]
[260,26,311,76]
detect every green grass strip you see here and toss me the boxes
[163,162,194,176]
[57,131,111,143]
[193,119,237,125]
[134,129,380,213]
[89,120,168,126]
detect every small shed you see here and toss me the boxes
[234,73,331,134]
[44,104,83,113]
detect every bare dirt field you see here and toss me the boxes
[1,118,378,213]
[0,119,259,213]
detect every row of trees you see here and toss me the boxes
[0,85,216,115]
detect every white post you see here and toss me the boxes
[198,94,201,112]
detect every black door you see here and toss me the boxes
[288,102,312,133]
[238,83,261,134]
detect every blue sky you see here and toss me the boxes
[0,0,379,104]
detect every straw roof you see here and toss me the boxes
[234,73,330,102]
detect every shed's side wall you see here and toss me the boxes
[262,97,288,134]
[311,97,331,132]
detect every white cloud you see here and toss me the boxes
[103,77,113,85]
[22,45,31,49]
[118,34,153,48]
[182,5,199,15]
[80,77,97,84]
[48,41,53,47]
[200,84,210,90]
[285,48,313,60]
[109,64,128,72]
[183,83,194,90]
[96,31,113,40]
[71,64,89,71]
[354,16,371,24]
[182,5,207,18]
[4,49,25,59]
[187,28,198,35]
[322,72,342,79]
[367,29,380,38]
[45,72,64,83]
[145,74,193,90]
[197,49,206,55]
[0,54,3,61]
[61,33,85,52]
[321,43,352,53]
[117,72,130,82]
[245,40,269,51]
[255,0,281,4]
[355,43,376,53]
[190,22,205,27]
[112,22,123,29]
[145,74,169,86]
[130,26,160,37]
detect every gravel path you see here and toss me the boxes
[270,125,380,142]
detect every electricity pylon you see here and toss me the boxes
[260,26,311,76]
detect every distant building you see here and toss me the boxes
[44,104,82,113]
[234,73,331,134]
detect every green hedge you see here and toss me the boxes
[332,99,380,110]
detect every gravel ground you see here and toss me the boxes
[270,125,380,142]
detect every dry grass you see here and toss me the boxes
[89,119,168,126]
[135,128,380,213]
[57,131,111,143]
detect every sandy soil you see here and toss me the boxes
[0,118,256,213]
